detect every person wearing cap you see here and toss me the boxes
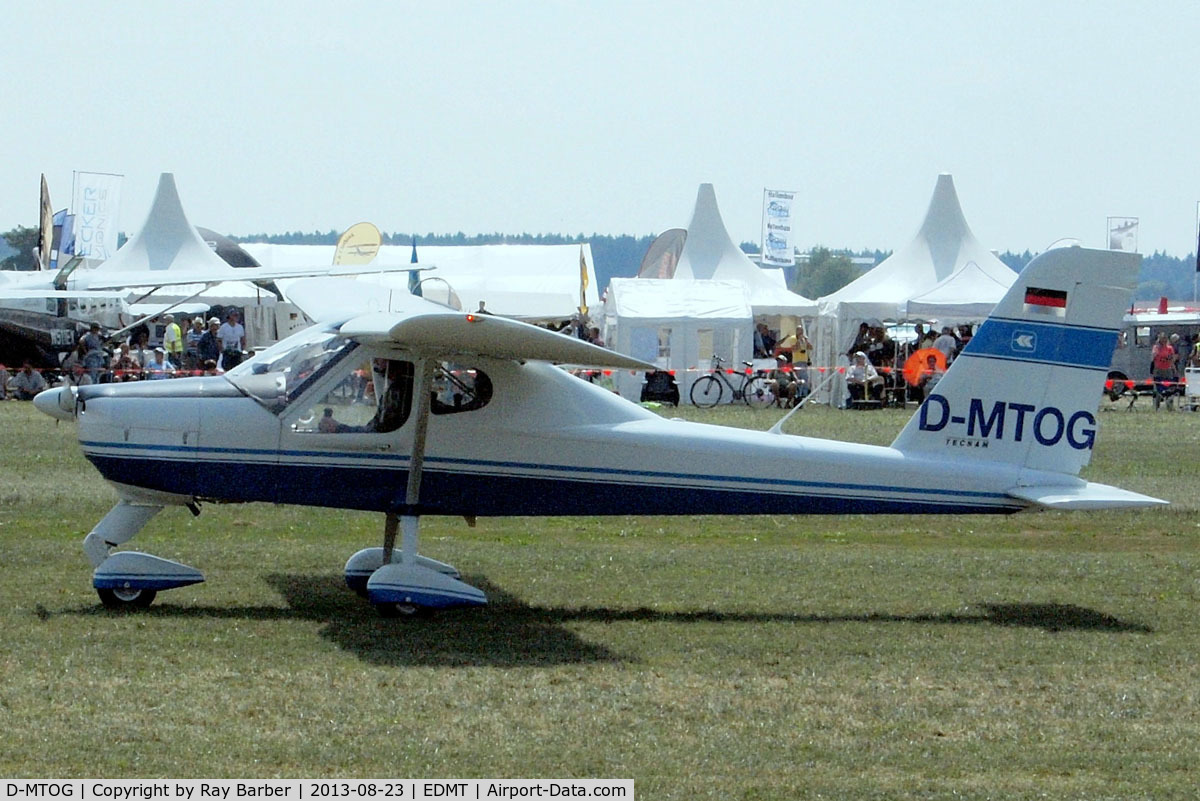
[767,353,804,408]
[162,314,183,365]
[217,310,246,370]
[846,351,882,404]
[144,347,175,380]
[184,316,206,372]
[198,317,222,366]
[80,322,107,383]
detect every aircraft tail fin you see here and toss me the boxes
[891,246,1138,479]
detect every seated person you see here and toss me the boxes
[144,347,175,380]
[845,351,882,403]
[318,407,341,433]
[914,354,945,401]
[8,362,48,400]
[767,355,804,408]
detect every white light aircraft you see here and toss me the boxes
[35,245,1166,616]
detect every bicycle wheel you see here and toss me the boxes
[690,375,724,407]
[742,375,773,408]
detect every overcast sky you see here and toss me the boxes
[3,0,1199,257]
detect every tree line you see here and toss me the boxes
[3,224,1197,301]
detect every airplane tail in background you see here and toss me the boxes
[892,246,1147,493]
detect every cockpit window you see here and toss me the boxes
[295,358,415,434]
[226,325,358,413]
[432,363,492,414]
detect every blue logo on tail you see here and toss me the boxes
[1011,330,1037,352]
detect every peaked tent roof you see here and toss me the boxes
[905,258,1014,324]
[816,173,1013,321]
[672,184,816,316]
[80,173,235,283]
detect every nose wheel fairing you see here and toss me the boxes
[93,551,205,592]
[83,500,205,609]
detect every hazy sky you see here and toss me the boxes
[4,0,1199,257]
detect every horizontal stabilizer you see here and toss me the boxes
[1006,482,1167,510]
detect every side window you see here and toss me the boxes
[296,359,414,434]
[432,363,492,415]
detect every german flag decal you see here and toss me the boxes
[1024,287,1068,308]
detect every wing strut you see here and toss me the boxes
[381,358,434,568]
[367,358,487,615]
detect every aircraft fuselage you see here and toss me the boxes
[71,359,1031,519]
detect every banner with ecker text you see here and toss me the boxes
[72,171,124,260]
[1106,216,1138,253]
[761,189,796,267]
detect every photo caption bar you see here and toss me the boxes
[2,781,633,801]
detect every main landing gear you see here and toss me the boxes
[344,512,486,618]
[349,358,487,618]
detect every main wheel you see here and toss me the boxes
[742,376,773,408]
[690,375,723,407]
[374,602,430,619]
[97,587,157,610]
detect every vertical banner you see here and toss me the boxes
[1106,216,1138,252]
[761,189,796,267]
[72,171,124,260]
[38,174,54,269]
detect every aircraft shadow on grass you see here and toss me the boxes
[54,574,1151,668]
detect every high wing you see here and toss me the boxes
[341,311,653,369]
[286,275,653,369]
[82,262,409,292]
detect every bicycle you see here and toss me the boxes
[689,355,773,408]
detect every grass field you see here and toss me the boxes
[1,397,1197,798]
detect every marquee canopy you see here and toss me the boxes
[672,184,816,317]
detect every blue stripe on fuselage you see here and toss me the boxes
[962,317,1117,370]
[81,440,1012,502]
[83,450,1022,517]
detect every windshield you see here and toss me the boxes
[226,325,359,412]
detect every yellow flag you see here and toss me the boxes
[579,245,589,316]
[333,222,382,265]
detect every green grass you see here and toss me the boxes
[1,398,1197,798]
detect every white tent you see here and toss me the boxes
[604,277,753,403]
[244,242,600,323]
[813,174,1014,374]
[74,173,234,284]
[673,184,817,317]
[74,174,286,346]
[905,259,1015,324]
